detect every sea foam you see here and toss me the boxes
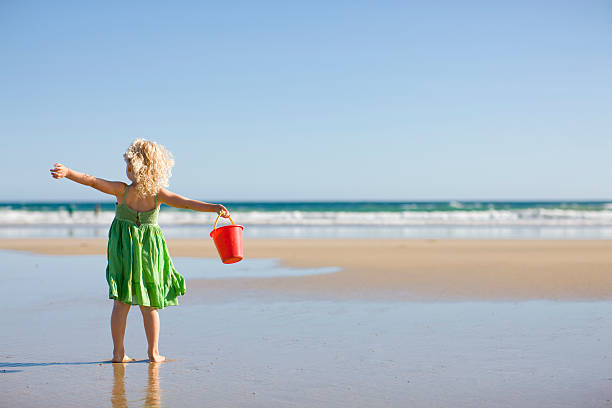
[2,208,612,227]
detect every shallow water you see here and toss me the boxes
[4,224,612,240]
[2,251,612,407]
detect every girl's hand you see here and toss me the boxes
[50,163,70,179]
[216,204,230,218]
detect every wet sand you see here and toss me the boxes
[1,250,612,407]
[1,238,611,300]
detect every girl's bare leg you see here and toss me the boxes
[139,305,166,362]
[111,300,133,362]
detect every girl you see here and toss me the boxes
[50,139,229,363]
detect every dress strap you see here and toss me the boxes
[122,185,130,203]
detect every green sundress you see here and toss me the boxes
[106,186,186,309]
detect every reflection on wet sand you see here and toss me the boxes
[111,363,127,408]
[144,363,161,408]
[112,363,161,408]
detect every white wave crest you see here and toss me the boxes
[2,208,612,227]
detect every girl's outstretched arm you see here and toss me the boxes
[157,188,230,217]
[50,163,125,197]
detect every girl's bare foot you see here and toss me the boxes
[148,352,166,363]
[112,352,135,363]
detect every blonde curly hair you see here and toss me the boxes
[123,139,174,198]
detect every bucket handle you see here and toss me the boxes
[213,214,235,230]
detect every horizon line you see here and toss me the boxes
[1,198,611,204]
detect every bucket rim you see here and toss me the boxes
[210,224,244,238]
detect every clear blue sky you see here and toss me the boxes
[1,1,610,201]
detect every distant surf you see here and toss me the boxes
[1,201,612,239]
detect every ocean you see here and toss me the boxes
[1,201,612,239]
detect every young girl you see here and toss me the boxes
[50,139,229,363]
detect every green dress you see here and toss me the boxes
[106,186,186,309]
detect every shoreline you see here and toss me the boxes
[1,238,611,301]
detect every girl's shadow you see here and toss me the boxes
[0,359,150,371]
[1,360,163,407]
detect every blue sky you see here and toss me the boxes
[1,1,610,201]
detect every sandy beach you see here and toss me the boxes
[1,238,611,301]
[2,240,612,407]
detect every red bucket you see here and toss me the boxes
[210,215,244,264]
